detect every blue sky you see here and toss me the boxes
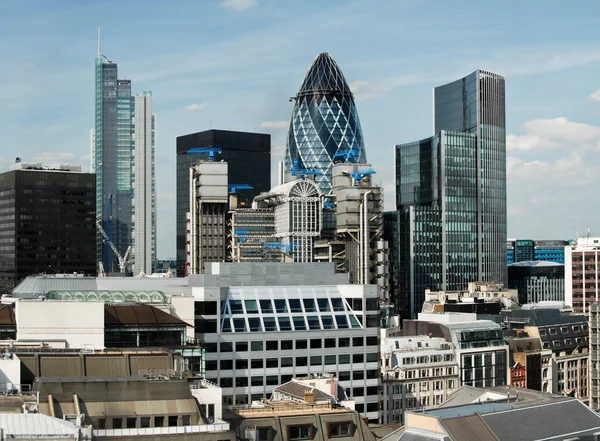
[1,0,600,258]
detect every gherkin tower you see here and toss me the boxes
[285,53,367,194]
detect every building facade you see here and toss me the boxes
[94,53,155,274]
[564,235,600,313]
[434,70,507,288]
[380,335,458,424]
[176,130,271,276]
[191,262,381,423]
[508,261,565,305]
[285,53,367,195]
[590,302,600,411]
[0,164,96,289]
[507,239,570,264]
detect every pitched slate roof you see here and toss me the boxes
[104,304,188,326]
[441,414,498,441]
[273,380,334,402]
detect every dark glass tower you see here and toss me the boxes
[434,70,507,286]
[285,53,367,194]
[175,129,271,276]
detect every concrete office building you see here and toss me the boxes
[590,302,600,411]
[565,234,600,313]
[176,130,271,276]
[0,163,96,289]
[508,261,565,305]
[94,50,156,274]
[380,335,459,424]
[191,262,381,423]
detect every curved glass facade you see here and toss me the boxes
[285,53,367,194]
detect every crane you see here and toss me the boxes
[291,157,323,179]
[333,147,360,163]
[96,219,131,274]
[346,169,376,186]
[228,184,254,193]
[187,147,222,161]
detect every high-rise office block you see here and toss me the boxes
[176,130,271,276]
[132,92,156,274]
[94,51,155,275]
[285,53,367,195]
[565,234,600,313]
[0,163,96,288]
[434,70,507,286]
[389,70,506,318]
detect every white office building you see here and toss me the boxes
[380,335,459,424]
[132,92,156,275]
[190,262,381,423]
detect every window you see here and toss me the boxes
[266,375,279,386]
[325,355,336,365]
[281,340,293,350]
[260,299,273,313]
[220,360,233,370]
[293,316,307,330]
[329,422,352,437]
[307,316,321,330]
[236,342,248,352]
[274,299,288,313]
[352,387,364,397]
[236,359,248,370]
[221,342,233,353]
[289,425,312,440]
[353,370,364,380]
[366,336,378,346]
[245,300,259,313]
[353,353,364,363]
[303,299,316,312]
[339,354,350,364]
[289,299,302,313]
[236,377,248,387]
[182,415,191,426]
[252,376,263,386]
[353,337,364,347]
[296,339,308,350]
[206,360,218,371]
[278,316,292,331]
[335,315,349,329]
[168,416,178,427]
[233,318,246,332]
[195,301,217,315]
[98,418,106,429]
[263,317,277,332]
[251,359,263,369]
[322,316,335,329]
[331,298,345,311]
[366,353,378,362]
[310,356,322,365]
[366,315,378,328]
[296,356,308,367]
[112,418,122,429]
[154,416,164,427]
[229,300,243,314]
[249,318,262,332]
[549,328,557,336]
[339,371,351,381]
[310,339,322,349]
[127,417,137,429]
[317,298,330,312]
[266,358,278,368]
[325,338,336,348]
[266,341,278,351]
[339,338,350,348]
[257,427,271,441]
[281,357,293,367]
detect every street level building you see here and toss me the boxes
[176,129,271,276]
[0,163,95,289]
[508,260,565,305]
[191,262,381,423]
[380,335,458,424]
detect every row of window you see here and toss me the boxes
[205,336,379,353]
[206,353,379,370]
[540,324,587,336]
[211,370,380,388]
[96,414,190,430]
[221,313,369,333]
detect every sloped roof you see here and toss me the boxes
[441,414,498,441]
[510,308,587,326]
[298,53,352,97]
[104,304,188,326]
[0,303,15,327]
[508,261,563,267]
[0,413,79,436]
[273,380,334,402]
[481,399,600,441]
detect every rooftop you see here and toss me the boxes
[104,304,188,326]
[229,401,351,418]
[508,260,563,267]
[0,413,80,437]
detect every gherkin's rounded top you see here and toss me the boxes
[298,52,352,97]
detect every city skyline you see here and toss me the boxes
[2,0,600,258]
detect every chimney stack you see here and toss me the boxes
[304,390,315,404]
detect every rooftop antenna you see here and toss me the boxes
[97,26,101,57]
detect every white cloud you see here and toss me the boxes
[221,0,257,12]
[590,89,600,101]
[349,80,384,101]
[507,117,600,152]
[32,152,75,164]
[184,102,208,112]
[259,121,288,130]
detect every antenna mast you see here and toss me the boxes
[97,26,101,57]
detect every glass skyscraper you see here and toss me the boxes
[94,53,155,274]
[388,70,507,319]
[285,53,367,194]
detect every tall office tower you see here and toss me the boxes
[95,51,155,275]
[186,160,228,274]
[0,162,96,288]
[90,129,95,173]
[176,130,271,276]
[395,131,479,318]
[132,92,156,274]
[434,70,507,286]
[285,53,367,195]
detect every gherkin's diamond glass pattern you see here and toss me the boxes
[285,53,367,194]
